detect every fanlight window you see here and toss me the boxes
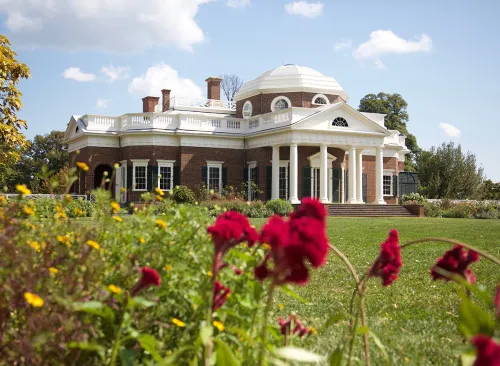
[314,97,327,104]
[273,99,289,111]
[243,101,252,119]
[332,117,348,127]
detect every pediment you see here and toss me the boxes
[64,115,85,142]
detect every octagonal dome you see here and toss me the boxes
[234,64,348,101]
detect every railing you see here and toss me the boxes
[2,194,90,201]
[122,114,176,130]
[85,115,120,131]
[227,120,240,129]
[170,97,236,110]
[248,119,260,129]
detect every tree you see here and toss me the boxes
[416,141,484,199]
[0,35,31,152]
[220,74,243,101]
[475,179,500,200]
[358,92,419,171]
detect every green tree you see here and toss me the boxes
[0,35,31,152]
[358,92,419,171]
[416,141,484,199]
[475,179,500,200]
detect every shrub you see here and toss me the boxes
[400,192,427,205]
[170,185,196,204]
[266,199,294,216]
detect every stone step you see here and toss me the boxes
[324,204,420,217]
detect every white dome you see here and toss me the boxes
[234,64,348,101]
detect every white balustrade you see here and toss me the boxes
[170,97,236,110]
[227,120,241,129]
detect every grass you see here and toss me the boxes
[251,217,500,365]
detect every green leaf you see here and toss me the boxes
[280,285,308,304]
[119,349,137,366]
[137,334,162,362]
[460,353,476,366]
[73,301,115,323]
[67,341,105,359]
[130,296,156,309]
[328,346,343,366]
[214,338,240,366]
[274,347,325,363]
[322,314,345,331]
[369,331,390,365]
[356,326,369,335]
[458,295,495,338]
[200,322,213,346]
[161,346,195,365]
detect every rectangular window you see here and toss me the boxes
[383,174,393,196]
[208,165,222,192]
[248,164,257,201]
[279,165,288,200]
[133,165,147,191]
[158,164,173,191]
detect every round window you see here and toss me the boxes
[243,100,253,119]
[314,97,327,104]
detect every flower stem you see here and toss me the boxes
[359,289,371,366]
[401,237,500,266]
[258,282,276,366]
[109,307,126,366]
[347,308,359,366]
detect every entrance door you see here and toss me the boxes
[311,168,320,199]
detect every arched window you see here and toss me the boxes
[332,117,348,127]
[271,96,291,112]
[243,100,253,119]
[312,94,329,105]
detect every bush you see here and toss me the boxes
[422,200,500,219]
[400,192,427,205]
[266,199,294,216]
[199,199,272,218]
[170,185,196,204]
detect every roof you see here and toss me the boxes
[234,64,349,101]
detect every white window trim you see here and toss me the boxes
[157,160,175,191]
[247,161,257,200]
[279,160,289,200]
[207,161,223,193]
[312,93,330,105]
[271,96,292,112]
[383,169,394,196]
[131,159,149,192]
[243,100,253,119]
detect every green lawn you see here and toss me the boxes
[251,217,500,365]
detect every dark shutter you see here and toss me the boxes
[152,165,159,190]
[222,167,228,187]
[201,167,208,187]
[393,175,398,197]
[266,166,272,201]
[127,165,133,191]
[254,167,260,200]
[332,168,341,203]
[173,166,180,187]
[147,165,153,191]
[302,166,312,198]
[363,173,367,203]
[243,167,248,183]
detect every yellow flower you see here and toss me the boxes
[154,187,165,196]
[172,318,185,327]
[263,243,271,251]
[76,162,89,172]
[120,187,126,193]
[57,235,71,246]
[110,201,120,213]
[86,240,101,250]
[49,267,58,274]
[310,327,318,335]
[207,271,213,277]
[213,320,224,332]
[112,216,123,222]
[156,195,163,201]
[27,240,41,252]
[16,184,31,195]
[64,194,73,202]
[0,195,6,204]
[209,189,214,195]
[23,206,34,215]
[114,163,120,169]
[278,303,284,311]
[155,219,167,229]
[139,236,146,244]
[24,292,44,307]
[74,207,84,216]
[242,243,247,249]
[108,284,122,294]
[165,264,172,272]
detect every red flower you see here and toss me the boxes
[208,211,258,254]
[431,245,479,284]
[131,267,161,296]
[212,281,231,312]
[369,230,402,286]
[278,316,291,335]
[279,315,309,338]
[495,284,500,318]
[471,335,500,366]
[289,197,327,224]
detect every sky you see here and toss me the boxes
[1,0,500,181]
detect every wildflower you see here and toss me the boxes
[212,281,231,312]
[27,240,41,252]
[471,335,500,366]
[76,162,89,172]
[24,292,44,307]
[213,320,224,332]
[431,245,479,284]
[108,284,122,294]
[120,187,126,193]
[165,264,172,272]
[110,201,120,213]
[0,195,6,204]
[112,216,123,222]
[207,271,213,277]
[139,236,146,244]
[57,235,71,247]
[74,207,84,216]
[155,219,167,229]
[16,184,31,195]
[131,267,161,296]
[279,303,284,310]
[23,206,34,215]
[310,327,318,335]
[64,194,73,202]
[495,284,500,318]
[172,318,185,327]
[49,267,58,274]
[156,195,163,201]
[114,163,120,169]
[278,316,291,335]
[154,187,165,196]
[87,240,101,250]
[209,189,215,195]
[368,230,402,286]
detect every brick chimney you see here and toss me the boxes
[142,96,160,113]
[206,77,223,100]
[161,89,171,112]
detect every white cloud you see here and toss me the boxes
[0,0,211,52]
[226,0,250,8]
[439,123,461,137]
[62,67,96,82]
[353,30,432,67]
[334,39,352,52]
[96,99,112,108]
[101,65,130,83]
[374,59,387,69]
[285,2,323,18]
[128,64,203,98]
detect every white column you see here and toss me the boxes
[320,144,329,203]
[328,168,333,203]
[375,147,386,204]
[356,150,364,203]
[341,167,345,204]
[272,145,280,200]
[289,143,300,204]
[347,146,357,204]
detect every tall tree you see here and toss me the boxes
[0,35,31,152]
[358,92,419,170]
[220,74,243,101]
[416,141,484,199]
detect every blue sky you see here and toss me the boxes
[2,0,499,180]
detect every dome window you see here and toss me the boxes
[242,100,253,119]
[332,117,348,127]
[312,94,329,105]
[271,96,292,112]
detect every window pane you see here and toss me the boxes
[159,166,172,191]
[248,167,257,200]
[135,166,147,190]
[274,99,289,111]
[279,166,288,200]
[383,175,392,195]
[208,166,220,191]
